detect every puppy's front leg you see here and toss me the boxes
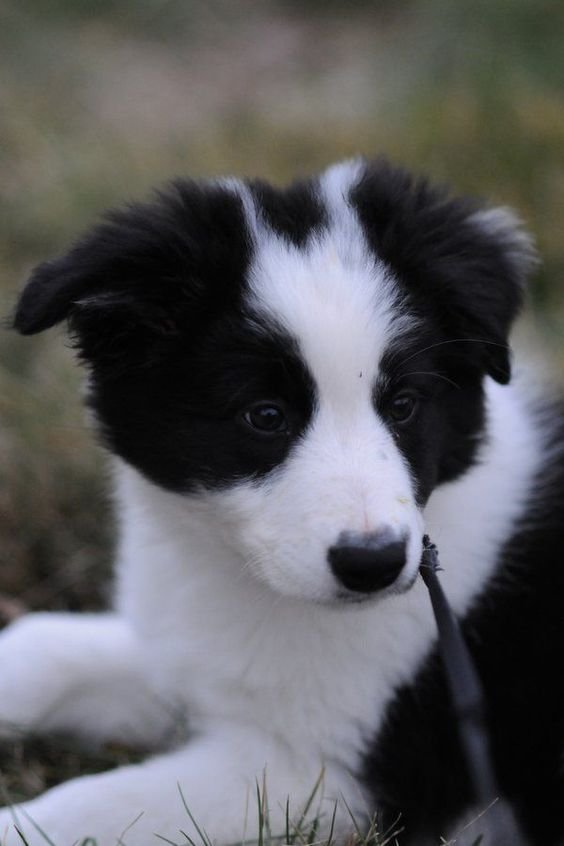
[0,727,357,846]
[0,612,173,745]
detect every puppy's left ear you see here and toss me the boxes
[458,206,538,383]
[352,163,538,384]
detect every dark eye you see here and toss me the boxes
[243,402,288,435]
[389,391,418,425]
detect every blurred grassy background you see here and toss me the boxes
[0,0,563,804]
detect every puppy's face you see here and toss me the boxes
[15,159,535,604]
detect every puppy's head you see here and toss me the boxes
[14,159,536,605]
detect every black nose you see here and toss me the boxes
[328,532,407,593]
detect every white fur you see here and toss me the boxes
[0,165,544,844]
[240,172,423,599]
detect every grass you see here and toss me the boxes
[0,0,563,840]
[0,767,419,846]
[0,764,498,845]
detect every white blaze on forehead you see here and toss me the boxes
[242,160,413,407]
[217,165,424,599]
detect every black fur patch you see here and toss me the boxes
[90,314,316,491]
[14,180,253,345]
[249,177,327,247]
[14,179,317,490]
[376,329,486,498]
[351,159,533,384]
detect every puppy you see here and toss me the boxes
[0,158,562,845]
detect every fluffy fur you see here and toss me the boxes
[1,158,562,845]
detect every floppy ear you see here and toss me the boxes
[352,162,538,384]
[445,205,538,383]
[14,181,250,367]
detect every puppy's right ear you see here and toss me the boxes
[15,249,117,336]
[14,200,187,337]
[13,182,250,364]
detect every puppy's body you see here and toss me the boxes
[1,159,562,845]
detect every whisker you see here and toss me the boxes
[398,371,461,390]
[392,337,508,370]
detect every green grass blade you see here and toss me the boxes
[178,829,199,846]
[324,802,338,846]
[154,834,183,846]
[177,784,213,846]
[291,769,325,840]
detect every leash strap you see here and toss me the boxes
[419,535,526,843]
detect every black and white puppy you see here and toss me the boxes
[1,158,563,845]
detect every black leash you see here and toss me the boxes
[419,535,526,844]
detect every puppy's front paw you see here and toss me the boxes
[0,617,54,739]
